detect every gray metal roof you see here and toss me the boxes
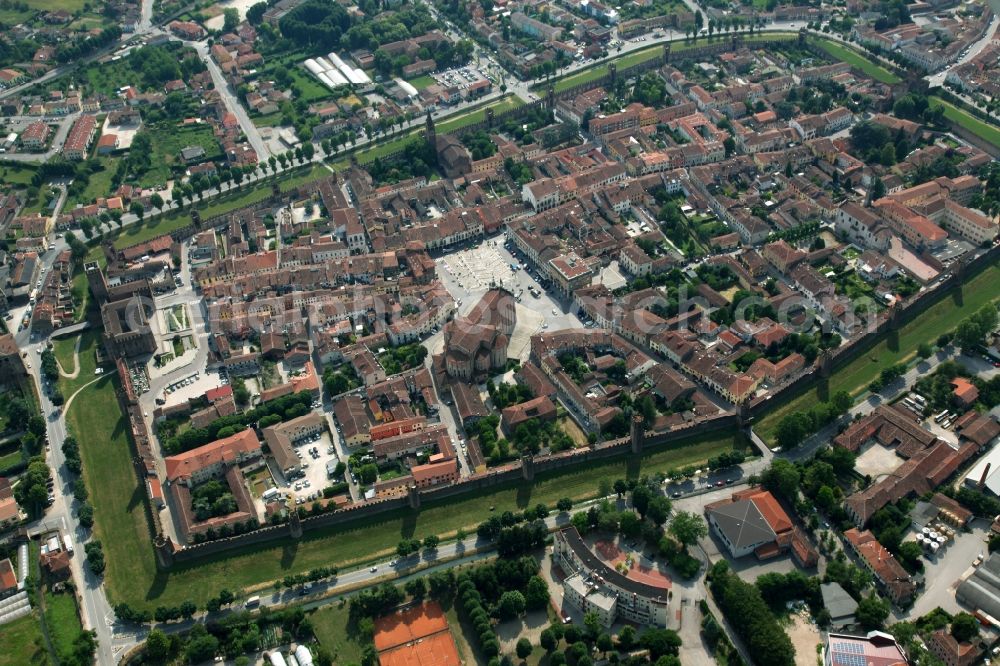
[707,498,775,550]
[821,582,858,623]
[957,552,1000,619]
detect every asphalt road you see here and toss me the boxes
[22,343,117,666]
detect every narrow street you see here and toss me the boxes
[184,35,271,162]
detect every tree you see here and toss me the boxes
[640,628,682,659]
[179,600,197,619]
[185,631,219,663]
[246,1,267,24]
[540,628,557,652]
[129,200,145,221]
[557,498,573,512]
[150,193,164,213]
[917,342,933,359]
[646,496,672,527]
[619,511,642,537]
[405,577,427,599]
[358,463,378,484]
[613,479,628,497]
[423,534,440,550]
[761,459,801,501]
[525,576,550,610]
[669,511,707,547]
[223,7,239,33]
[617,625,637,651]
[856,595,890,630]
[145,628,171,660]
[516,638,533,660]
[631,484,652,517]
[498,590,526,620]
[951,612,980,643]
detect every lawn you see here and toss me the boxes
[70,268,90,322]
[930,96,1000,150]
[52,335,78,375]
[309,603,366,664]
[66,376,162,614]
[66,157,121,208]
[812,38,901,84]
[0,612,51,666]
[43,590,82,662]
[74,363,739,612]
[755,262,1000,443]
[0,446,25,475]
[54,329,101,398]
[22,0,86,11]
[355,133,421,165]
[407,74,436,90]
[0,163,39,186]
[437,96,524,133]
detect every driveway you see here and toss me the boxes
[900,518,990,621]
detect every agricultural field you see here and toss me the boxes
[0,612,50,666]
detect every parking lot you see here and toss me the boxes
[279,430,344,506]
[431,65,492,90]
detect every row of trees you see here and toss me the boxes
[142,606,315,664]
[708,561,795,666]
[772,390,852,450]
[162,390,314,455]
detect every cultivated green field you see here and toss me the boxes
[755,263,1000,443]
[930,96,1000,150]
[69,367,740,610]
[0,612,50,666]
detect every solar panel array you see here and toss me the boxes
[831,640,868,666]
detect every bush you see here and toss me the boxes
[322,483,349,497]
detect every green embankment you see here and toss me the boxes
[69,371,740,610]
[755,263,1000,443]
